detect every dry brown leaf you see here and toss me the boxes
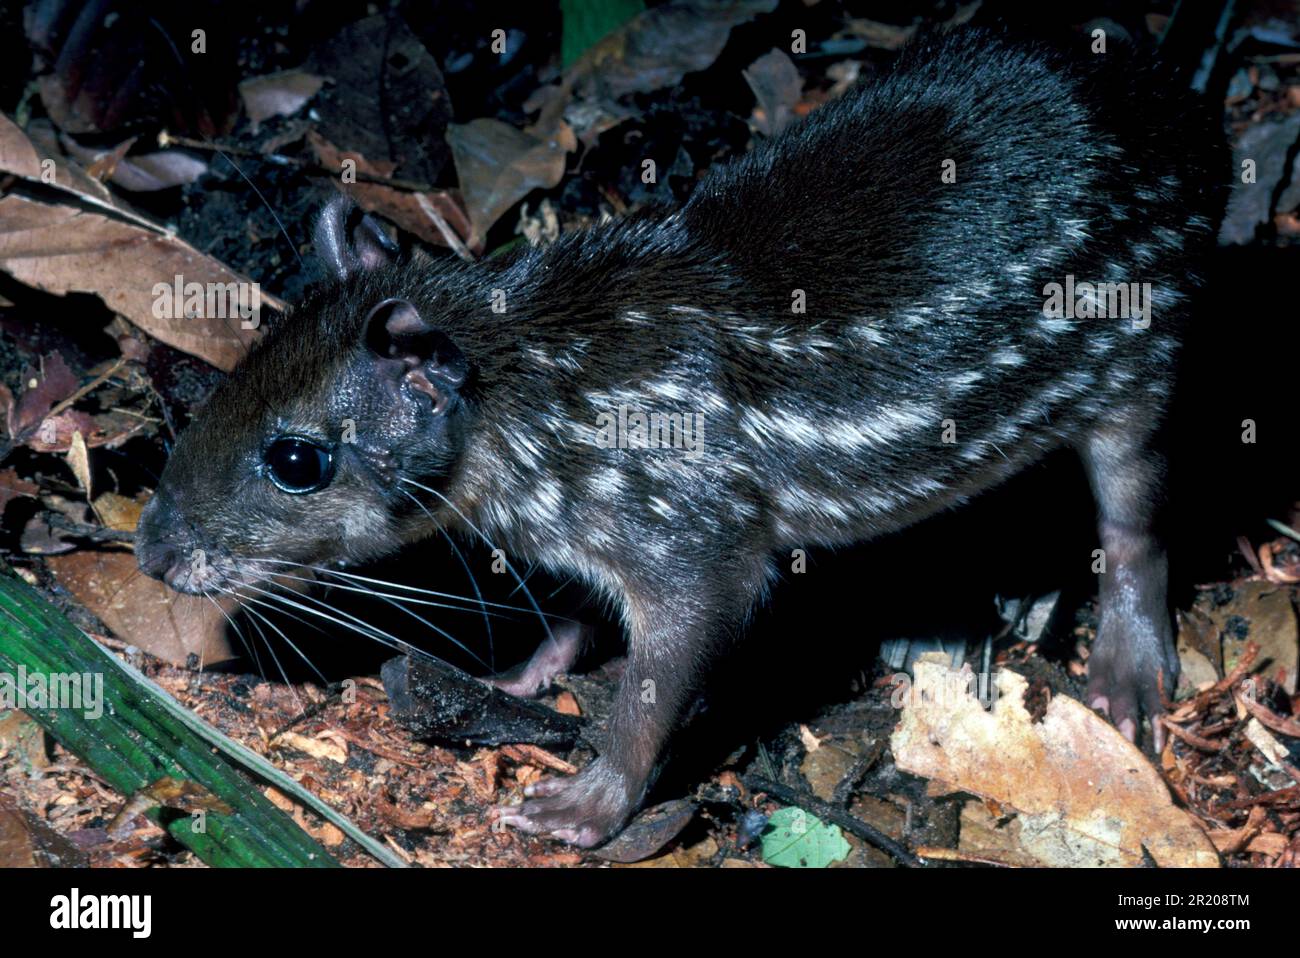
[59,134,208,193]
[44,550,234,666]
[445,117,575,249]
[92,492,145,532]
[4,352,78,440]
[955,799,1042,867]
[306,132,475,253]
[0,468,39,512]
[891,657,1219,867]
[0,802,88,868]
[0,113,278,370]
[1218,581,1299,695]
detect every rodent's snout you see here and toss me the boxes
[135,536,180,581]
[135,493,183,584]
[135,492,222,595]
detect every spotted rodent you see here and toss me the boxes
[135,29,1224,847]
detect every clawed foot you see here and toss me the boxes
[494,758,636,848]
[1086,622,1179,750]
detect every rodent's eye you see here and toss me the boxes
[264,437,335,494]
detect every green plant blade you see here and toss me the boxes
[0,564,342,867]
[561,0,644,69]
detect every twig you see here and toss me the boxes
[415,192,475,262]
[912,846,1016,867]
[44,513,135,544]
[43,358,128,423]
[742,774,922,867]
[157,131,436,193]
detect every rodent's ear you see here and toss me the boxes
[364,299,468,413]
[314,195,400,280]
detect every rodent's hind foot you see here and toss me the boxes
[493,757,635,848]
[1086,622,1178,752]
[484,622,587,699]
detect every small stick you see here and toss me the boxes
[912,846,1016,867]
[44,513,136,543]
[415,192,475,262]
[743,774,922,867]
[43,358,128,423]
[157,131,437,193]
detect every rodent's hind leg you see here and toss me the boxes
[495,558,767,847]
[485,622,589,699]
[1077,418,1179,750]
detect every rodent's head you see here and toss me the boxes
[136,199,472,595]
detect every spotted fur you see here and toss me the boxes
[138,29,1225,847]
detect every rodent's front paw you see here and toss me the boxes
[494,758,635,848]
[1086,620,1179,749]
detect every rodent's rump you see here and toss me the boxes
[136,28,1225,848]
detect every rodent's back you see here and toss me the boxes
[642,29,1225,544]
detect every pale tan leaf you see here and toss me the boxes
[65,430,91,498]
[891,657,1219,868]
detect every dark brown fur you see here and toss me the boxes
[137,30,1225,845]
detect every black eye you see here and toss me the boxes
[264,437,334,494]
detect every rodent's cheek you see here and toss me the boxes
[243,478,400,566]
[325,479,404,560]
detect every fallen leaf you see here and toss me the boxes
[956,799,1042,867]
[92,492,145,533]
[1176,608,1222,690]
[891,656,1219,867]
[593,799,697,863]
[4,352,78,441]
[744,49,803,136]
[1220,113,1300,244]
[760,806,851,868]
[45,550,234,666]
[0,710,50,772]
[1244,718,1290,765]
[2,353,150,453]
[0,802,88,868]
[0,113,277,371]
[307,15,451,187]
[59,134,208,192]
[238,70,326,131]
[844,17,919,50]
[66,430,91,498]
[306,132,475,253]
[25,6,236,137]
[573,0,779,101]
[274,731,348,764]
[446,117,575,248]
[1211,581,1298,695]
[0,468,39,512]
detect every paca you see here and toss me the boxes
[135,28,1224,846]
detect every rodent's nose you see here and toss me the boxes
[136,540,180,581]
[135,492,181,581]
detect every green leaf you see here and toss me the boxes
[760,806,852,868]
[561,0,644,70]
[0,562,368,867]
